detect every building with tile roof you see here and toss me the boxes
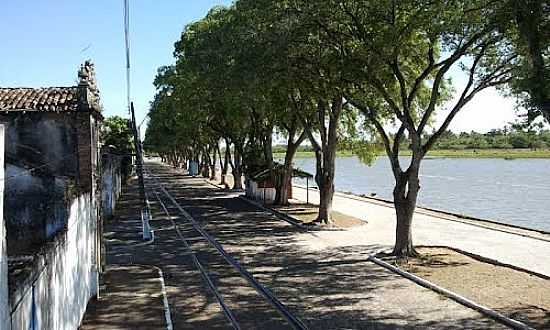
[0,60,101,114]
[0,61,105,330]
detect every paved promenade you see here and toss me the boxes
[82,162,506,329]
[292,186,550,277]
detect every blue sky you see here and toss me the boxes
[0,1,520,133]
[0,0,232,126]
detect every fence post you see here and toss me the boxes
[0,124,11,330]
[306,177,309,205]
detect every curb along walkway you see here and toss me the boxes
[292,186,550,278]
[149,162,504,329]
[81,162,506,329]
[80,182,171,330]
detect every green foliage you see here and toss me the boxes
[432,127,550,150]
[101,116,133,154]
[499,0,550,122]
[142,0,546,248]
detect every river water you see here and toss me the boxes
[291,156,550,232]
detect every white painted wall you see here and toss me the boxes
[9,193,98,330]
[101,156,123,218]
[0,125,11,330]
[245,180,276,204]
[189,161,199,176]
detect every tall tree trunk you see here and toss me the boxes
[220,144,230,187]
[301,97,342,225]
[263,126,274,169]
[392,160,421,257]
[232,145,243,190]
[317,175,335,224]
[515,0,550,122]
[317,98,341,225]
[202,147,213,178]
[275,129,306,205]
[315,141,337,224]
[210,144,217,180]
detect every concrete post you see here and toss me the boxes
[0,124,11,330]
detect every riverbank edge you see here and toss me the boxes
[293,184,550,241]
[204,177,546,329]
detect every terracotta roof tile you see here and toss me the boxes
[0,87,79,112]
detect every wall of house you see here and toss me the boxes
[1,110,101,329]
[245,179,276,204]
[1,112,78,176]
[5,165,70,253]
[9,193,98,330]
[0,112,79,255]
[101,154,123,219]
[0,125,12,330]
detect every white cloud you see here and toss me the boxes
[435,87,520,133]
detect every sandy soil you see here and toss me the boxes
[392,247,550,329]
[206,174,366,229]
[272,202,366,229]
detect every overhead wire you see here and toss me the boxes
[124,0,131,115]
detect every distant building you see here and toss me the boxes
[0,61,103,330]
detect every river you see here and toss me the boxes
[290,156,550,232]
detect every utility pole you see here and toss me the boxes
[130,103,151,240]
[130,102,146,205]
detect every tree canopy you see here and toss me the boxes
[145,0,545,257]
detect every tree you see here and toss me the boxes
[101,115,134,179]
[338,0,517,256]
[506,0,550,122]
[284,0,355,225]
[101,116,133,155]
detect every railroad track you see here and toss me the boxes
[143,165,309,330]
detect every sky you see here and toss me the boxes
[0,0,232,128]
[0,1,521,134]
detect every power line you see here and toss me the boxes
[124,0,131,115]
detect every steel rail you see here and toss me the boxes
[144,166,309,330]
[149,182,241,330]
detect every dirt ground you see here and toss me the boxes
[205,175,365,229]
[272,202,366,229]
[392,247,550,329]
[126,165,506,329]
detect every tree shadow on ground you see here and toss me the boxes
[501,305,549,329]
[83,164,507,330]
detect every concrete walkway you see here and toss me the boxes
[80,265,169,330]
[150,163,505,329]
[292,186,550,277]
[81,162,508,329]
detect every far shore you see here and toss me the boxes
[274,148,550,159]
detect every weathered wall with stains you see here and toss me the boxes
[1,112,78,176]
[0,112,79,254]
[5,165,70,253]
[9,193,98,330]
[1,110,101,329]
[0,125,12,330]
[101,154,123,219]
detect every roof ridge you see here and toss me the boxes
[0,86,77,90]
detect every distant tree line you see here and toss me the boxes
[432,127,550,150]
[275,124,550,153]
